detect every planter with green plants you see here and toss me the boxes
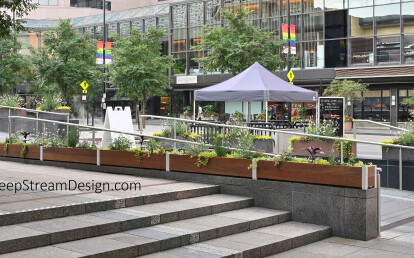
[381,129,414,160]
[100,136,166,170]
[289,122,357,158]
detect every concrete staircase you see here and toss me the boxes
[0,184,331,257]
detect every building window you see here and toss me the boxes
[404,34,414,64]
[70,0,111,10]
[325,0,347,11]
[172,5,187,29]
[376,35,400,64]
[132,20,143,33]
[325,10,347,39]
[172,29,186,52]
[262,0,279,18]
[325,39,347,67]
[206,0,221,25]
[32,0,58,5]
[189,2,204,27]
[303,41,324,68]
[144,18,156,33]
[375,4,400,36]
[350,37,374,65]
[173,53,186,75]
[189,51,203,75]
[303,0,324,13]
[303,13,323,41]
[349,7,373,37]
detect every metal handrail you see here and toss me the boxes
[0,105,70,116]
[353,119,409,132]
[7,116,277,157]
[140,115,414,150]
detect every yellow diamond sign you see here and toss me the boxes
[80,81,89,90]
[287,70,295,83]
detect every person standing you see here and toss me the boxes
[197,105,203,120]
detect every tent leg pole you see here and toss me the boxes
[266,101,268,123]
[193,99,196,121]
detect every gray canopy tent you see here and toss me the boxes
[194,62,318,122]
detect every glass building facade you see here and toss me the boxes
[22,0,414,121]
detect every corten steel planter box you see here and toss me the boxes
[170,154,252,178]
[257,160,376,188]
[0,144,40,159]
[292,140,357,157]
[43,147,96,164]
[100,150,166,170]
[345,121,353,131]
[382,146,414,161]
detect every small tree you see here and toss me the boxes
[0,33,31,94]
[31,19,101,105]
[0,0,37,37]
[323,79,368,116]
[108,28,174,122]
[193,6,286,75]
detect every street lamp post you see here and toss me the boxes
[287,0,292,123]
[102,0,106,121]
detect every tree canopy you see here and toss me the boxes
[108,28,174,115]
[0,33,30,94]
[30,19,101,104]
[0,0,37,37]
[323,79,368,101]
[193,6,286,75]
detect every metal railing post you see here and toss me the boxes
[66,115,69,137]
[377,167,382,237]
[221,127,225,149]
[399,147,403,191]
[36,112,39,135]
[353,120,356,139]
[92,129,96,146]
[276,132,280,154]
[173,120,177,149]
[340,141,344,164]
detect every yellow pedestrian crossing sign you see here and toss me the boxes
[80,81,89,94]
[287,70,294,84]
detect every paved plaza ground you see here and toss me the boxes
[1,161,414,257]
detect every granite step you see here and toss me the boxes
[0,194,253,254]
[0,184,220,227]
[141,221,331,258]
[2,207,291,257]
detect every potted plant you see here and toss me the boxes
[345,115,353,131]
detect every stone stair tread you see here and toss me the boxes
[0,194,253,253]
[0,184,220,227]
[141,221,331,258]
[3,207,290,257]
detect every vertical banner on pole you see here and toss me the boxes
[282,24,289,54]
[290,25,296,55]
[96,41,112,64]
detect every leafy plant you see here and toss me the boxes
[20,144,28,158]
[109,28,174,120]
[336,140,352,158]
[197,151,217,167]
[313,158,330,165]
[307,121,338,141]
[109,135,132,151]
[214,137,227,157]
[345,115,353,122]
[146,138,160,154]
[185,140,209,157]
[66,127,79,148]
[323,80,368,102]
[192,5,286,74]
[77,140,95,149]
[37,95,63,111]
[203,104,215,114]
[305,147,325,163]
[46,135,65,147]
[0,94,21,107]
[297,107,308,116]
